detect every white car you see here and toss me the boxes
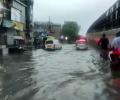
[76,38,88,50]
[45,39,62,50]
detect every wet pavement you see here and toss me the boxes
[0,44,120,100]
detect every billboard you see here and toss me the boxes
[11,1,26,23]
[12,21,24,31]
[11,7,21,22]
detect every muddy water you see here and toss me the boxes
[0,45,119,100]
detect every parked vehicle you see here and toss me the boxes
[34,36,43,49]
[7,36,25,53]
[45,39,62,50]
[75,37,88,50]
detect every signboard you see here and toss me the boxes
[11,1,26,23]
[11,7,21,22]
[12,21,24,31]
[3,19,12,28]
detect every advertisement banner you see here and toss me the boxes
[12,21,24,31]
[11,7,21,22]
[3,19,12,28]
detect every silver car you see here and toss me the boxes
[76,38,88,50]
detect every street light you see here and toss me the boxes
[65,36,68,40]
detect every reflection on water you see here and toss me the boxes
[0,52,38,100]
[0,45,119,100]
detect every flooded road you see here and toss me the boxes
[0,45,119,100]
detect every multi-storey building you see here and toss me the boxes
[25,0,34,39]
[0,0,33,47]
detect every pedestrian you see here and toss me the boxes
[110,31,120,72]
[111,31,120,51]
[98,33,109,60]
[110,31,120,62]
[42,36,47,49]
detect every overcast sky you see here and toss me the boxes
[33,0,117,35]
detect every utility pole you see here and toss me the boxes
[48,16,51,32]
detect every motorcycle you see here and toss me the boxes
[108,50,120,71]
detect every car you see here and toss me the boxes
[45,39,62,50]
[75,37,88,50]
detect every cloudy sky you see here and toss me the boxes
[33,0,117,35]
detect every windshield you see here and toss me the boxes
[46,40,53,44]
[0,0,120,100]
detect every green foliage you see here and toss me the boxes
[62,22,80,43]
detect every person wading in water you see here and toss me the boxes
[98,33,109,60]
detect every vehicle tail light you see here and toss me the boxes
[79,39,86,44]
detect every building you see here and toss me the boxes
[34,22,61,39]
[25,0,34,40]
[51,23,61,39]
[0,0,10,46]
[0,0,33,47]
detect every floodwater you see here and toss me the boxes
[0,45,119,100]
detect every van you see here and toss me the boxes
[45,39,62,50]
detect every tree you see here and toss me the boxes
[62,22,80,43]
